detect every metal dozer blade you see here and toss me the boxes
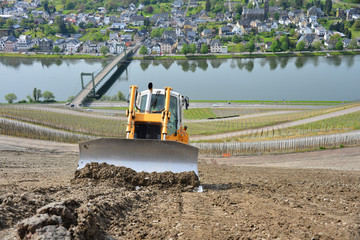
[78,138,199,176]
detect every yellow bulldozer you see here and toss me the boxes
[78,83,199,176]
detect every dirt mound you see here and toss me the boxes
[71,162,200,190]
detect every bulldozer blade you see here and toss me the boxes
[78,138,199,176]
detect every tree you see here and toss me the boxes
[67,96,75,102]
[200,44,208,54]
[236,43,246,52]
[139,45,148,55]
[42,91,55,102]
[354,20,360,31]
[234,3,242,16]
[296,41,305,51]
[41,0,51,15]
[181,43,190,55]
[295,0,303,8]
[232,34,241,43]
[205,0,211,12]
[274,12,279,20]
[100,46,109,56]
[281,41,289,51]
[270,40,280,52]
[117,91,126,101]
[33,88,42,102]
[324,0,332,15]
[5,93,17,103]
[189,43,197,54]
[53,45,60,54]
[54,15,67,33]
[335,40,343,50]
[32,44,39,51]
[312,41,322,51]
[245,40,255,54]
[150,28,162,38]
[349,39,358,49]
[146,6,153,14]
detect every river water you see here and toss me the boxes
[1,55,359,103]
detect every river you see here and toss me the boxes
[1,55,359,103]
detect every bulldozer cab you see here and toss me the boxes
[137,89,180,137]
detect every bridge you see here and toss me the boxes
[71,43,139,107]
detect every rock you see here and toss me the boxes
[17,214,61,239]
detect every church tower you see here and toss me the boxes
[264,0,269,20]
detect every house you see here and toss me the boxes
[4,36,17,52]
[134,29,148,42]
[96,42,107,53]
[307,6,324,18]
[250,20,261,28]
[298,18,308,28]
[97,7,106,13]
[129,3,136,11]
[311,21,319,29]
[111,22,126,30]
[160,38,175,54]
[308,15,317,23]
[196,38,208,51]
[258,23,271,32]
[172,0,182,8]
[299,27,312,35]
[138,3,145,10]
[0,36,7,50]
[189,0,199,8]
[54,39,66,51]
[162,30,177,39]
[209,39,222,53]
[150,13,169,22]
[39,38,53,51]
[324,31,333,41]
[271,21,278,29]
[231,26,242,35]
[176,38,189,53]
[175,28,182,36]
[65,38,80,53]
[219,26,232,36]
[242,2,269,21]
[201,29,212,38]
[108,41,124,54]
[324,39,337,49]
[109,32,119,41]
[104,17,110,25]
[342,38,351,48]
[186,31,197,40]
[150,43,161,54]
[130,15,145,26]
[297,34,316,47]
[120,34,132,42]
[265,41,272,50]
[345,8,360,20]
[16,35,32,51]
[315,26,326,36]
[82,40,98,53]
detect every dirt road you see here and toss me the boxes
[0,135,359,239]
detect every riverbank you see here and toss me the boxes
[131,49,360,60]
[0,52,106,59]
[1,49,359,60]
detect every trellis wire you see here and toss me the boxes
[192,130,360,155]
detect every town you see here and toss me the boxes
[0,0,360,56]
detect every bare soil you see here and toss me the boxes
[0,139,359,239]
